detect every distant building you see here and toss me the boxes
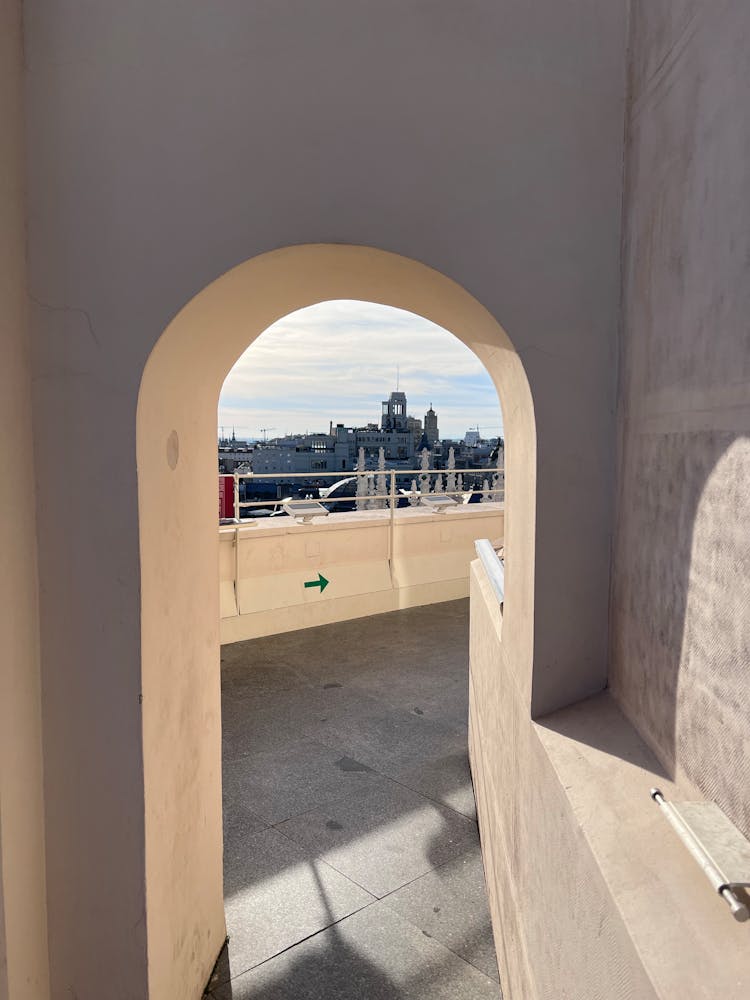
[217,428,254,472]
[218,428,248,448]
[249,429,354,476]
[424,404,439,447]
[381,390,408,431]
[224,389,497,478]
[406,415,423,450]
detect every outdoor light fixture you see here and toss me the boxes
[281,499,330,524]
[419,495,458,513]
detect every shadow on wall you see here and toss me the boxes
[610,434,750,836]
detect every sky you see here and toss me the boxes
[218,300,503,442]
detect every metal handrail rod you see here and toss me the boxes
[387,469,396,585]
[651,789,750,922]
[234,489,504,510]
[231,468,504,480]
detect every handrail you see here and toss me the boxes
[231,468,505,480]
[226,466,505,518]
[474,538,504,605]
[651,789,750,922]
[231,489,496,511]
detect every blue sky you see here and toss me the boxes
[218,301,503,441]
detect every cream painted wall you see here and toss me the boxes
[22,4,627,996]
[0,3,50,998]
[219,505,504,640]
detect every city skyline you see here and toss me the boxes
[218,300,504,441]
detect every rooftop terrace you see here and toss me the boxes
[204,601,502,999]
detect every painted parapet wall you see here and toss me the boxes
[611,1,750,838]
[0,4,50,998]
[469,559,750,1000]
[220,505,503,643]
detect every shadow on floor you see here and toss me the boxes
[206,600,502,999]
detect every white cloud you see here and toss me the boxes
[218,301,503,440]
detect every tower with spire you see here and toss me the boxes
[424,403,439,447]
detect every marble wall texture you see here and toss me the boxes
[611,0,750,837]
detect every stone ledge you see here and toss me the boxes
[536,693,750,998]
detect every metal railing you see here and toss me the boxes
[220,467,504,608]
[227,467,505,522]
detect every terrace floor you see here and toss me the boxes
[204,600,502,999]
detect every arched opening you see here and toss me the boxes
[217,300,506,642]
[214,300,506,993]
[136,245,535,998]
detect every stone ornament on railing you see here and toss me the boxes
[375,447,387,510]
[446,447,457,496]
[419,447,431,497]
[223,463,506,523]
[356,447,368,511]
[491,471,501,501]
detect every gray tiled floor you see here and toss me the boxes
[204,600,502,999]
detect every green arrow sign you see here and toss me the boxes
[304,573,329,593]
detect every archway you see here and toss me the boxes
[136,244,535,998]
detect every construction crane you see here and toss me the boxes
[259,427,276,443]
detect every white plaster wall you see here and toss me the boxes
[0,3,50,997]
[22,3,627,996]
